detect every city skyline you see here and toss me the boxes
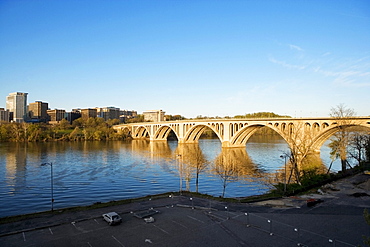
[1,1,370,118]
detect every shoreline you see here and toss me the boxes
[2,170,368,224]
[0,172,369,246]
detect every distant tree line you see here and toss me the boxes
[0,117,128,142]
[234,112,291,119]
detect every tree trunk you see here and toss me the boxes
[341,158,347,174]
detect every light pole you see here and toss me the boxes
[41,162,54,212]
[280,155,287,195]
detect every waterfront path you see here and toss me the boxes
[1,173,369,247]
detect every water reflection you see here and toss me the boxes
[0,138,342,217]
[175,144,209,192]
[4,143,27,195]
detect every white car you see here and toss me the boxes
[102,212,122,225]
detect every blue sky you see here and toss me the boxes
[1,0,369,118]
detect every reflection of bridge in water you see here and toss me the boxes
[114,117,370,152]
[124,139,328,188]
[128,140,264,179]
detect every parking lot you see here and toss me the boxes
[0,191,369,247]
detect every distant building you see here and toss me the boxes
[119,110,138,123]
[6,92,28,122]
[96,107,120,121]
[0,108,10,122]
[47,109,66,123]
[143,110,165,122]
[66,110,81,124]
[28,101,48,123]
[81,108,97,119]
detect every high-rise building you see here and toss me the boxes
[28,101,49,122]
[6,92,28,122]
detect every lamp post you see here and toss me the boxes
[41,162,54,212]
[279,155,287,195]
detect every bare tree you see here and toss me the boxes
[348,131,369,166]
[283,122,317,185]
[329,104,356,174]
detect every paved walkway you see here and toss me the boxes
[0,173,369,246]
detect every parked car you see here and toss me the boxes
[102,212,122,225]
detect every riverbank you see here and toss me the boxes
[1,172,369,232]
[0,172,369,246]
[1,171,369,225]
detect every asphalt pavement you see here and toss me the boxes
[0,173,369,247]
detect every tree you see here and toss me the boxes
[348,131,369,166]
[54,118,71,130]
[283,122,317,185]
[365,135,370,162]
[329,104,356,174]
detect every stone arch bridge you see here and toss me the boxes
[113,117,370,152]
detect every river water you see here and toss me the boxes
[0,136,341,217]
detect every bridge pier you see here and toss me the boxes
[221,141,245,148]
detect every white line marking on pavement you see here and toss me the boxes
[171,220,188,229]
[87,242,93,247]
[187,215,204,223]
[22,232,26,242]
[94,219,99,224]
[49,227,54,235]
[153,224,170,235]
[112,235,125,247]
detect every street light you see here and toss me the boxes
[280,155,287,195]
[41,162,54,212]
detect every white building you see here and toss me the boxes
[143,110,165,122]
[6,92,28,122]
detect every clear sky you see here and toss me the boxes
[1,0,369,118]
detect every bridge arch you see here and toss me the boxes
[153,125,178,141]
[311,124,370,152]
[230,124,288,147]
[133,126,150,139]
[119,126,132,137]
[182,124,222,144]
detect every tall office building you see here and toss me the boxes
[28,101,49,122]
[6,92,28,122]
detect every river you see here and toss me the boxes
[0,136,341,217]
